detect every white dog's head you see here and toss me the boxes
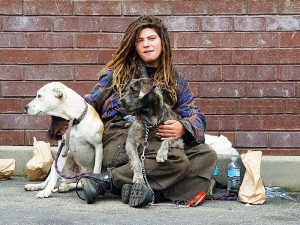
[24,82,67,116]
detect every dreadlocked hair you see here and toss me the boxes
[100,15,177,104]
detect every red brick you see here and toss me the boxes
[25,131,55,146]
[173,50,199,64]
[0,0,22,14]
[164,17,200,31]
[238,99,286,114]
[0,114,49,130]
[278,49,300,64]
[27,33,74,48]
[285,99,300,114]
[248,0,278,14]
[0,98,24,113]
[74,65,103,80]
[0,130,24,145]
[231,50,252,64]
[174,32,220,48]
[75,33,123,48]
[252,49,280,64]
[173,0,208,15]
[59,81,96,96]
[297,83,300,97]
[266,16,300,31]
[201,17,233,31]
[3,16,52,31]
[2,81,48,97]
[24,0,73,15]
[206,115,264,131]
[74,1,121,15]
[235,132,269,147]
[278,65,300,81]
[219,33,242,48]
[0,33,25,47]
[279,0,300,14]
[50,50,98,64]
[24,65,74,80]
[123,1,172,15]
[1,49,49,64]
[175,65,222,81]
[279,32,300,47]
[246,82,295,97]
[98,49,116,64]
[222,65,277,81]
[53,17,101,31]
[198,50,231,64]
[100,17,134,32]
[196,82,245,98]
[234,17,266,31]
[209,0,246,14]
[241,32,279,48]
[263,115,300,130]
[198,99,238,115]
[269,132,300,147]
[243,149,300,156]
[0,66,24,80]
[263,148,300,156]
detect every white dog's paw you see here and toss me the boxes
[156,150,168,162]
[24,183,42,191]
[57,182,71,193]
[36,189,52,198]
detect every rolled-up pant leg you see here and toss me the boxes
[165,144,217,201]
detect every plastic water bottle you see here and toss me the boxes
[227,156,241,193]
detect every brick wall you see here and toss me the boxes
[0,0,299,155]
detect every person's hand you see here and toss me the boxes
[156,120,186,140]
[57,123,69,136]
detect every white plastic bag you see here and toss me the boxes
[205,134,239,155]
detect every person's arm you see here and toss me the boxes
[84,70,114,115]
[156,75,206,144]
[176,75,206,144]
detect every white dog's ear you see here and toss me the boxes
[53,88,63,98]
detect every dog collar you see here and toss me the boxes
[73,101,88,125]
[142,109,165,128]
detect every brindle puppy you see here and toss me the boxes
[118,78,184,184]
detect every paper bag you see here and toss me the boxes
[26,137,53,181]
[238,150,266,204]
[0,159,16,180]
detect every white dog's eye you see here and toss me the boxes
[37,94,42,98]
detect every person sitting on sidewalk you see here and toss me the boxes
[59,15,217,207]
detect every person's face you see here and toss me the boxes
[135,28,162,68]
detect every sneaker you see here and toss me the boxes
[121,183,153,207]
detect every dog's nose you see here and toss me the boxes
[24,105,28,112]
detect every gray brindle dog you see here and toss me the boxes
[118,78,184,184]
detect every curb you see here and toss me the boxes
[1,146,300,191]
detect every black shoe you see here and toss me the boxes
[79,172,118,204]
[121,183,153,207]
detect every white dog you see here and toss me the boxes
[24,82,104,198]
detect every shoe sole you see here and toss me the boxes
[121,184,132,204]
[81,178,98,204]
[128,183,153,208]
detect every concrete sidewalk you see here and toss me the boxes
[1,146,300,191]
[0,176,300,225]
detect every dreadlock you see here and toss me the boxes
[100,15,177,104]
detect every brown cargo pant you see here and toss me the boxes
[101,118,217,201]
